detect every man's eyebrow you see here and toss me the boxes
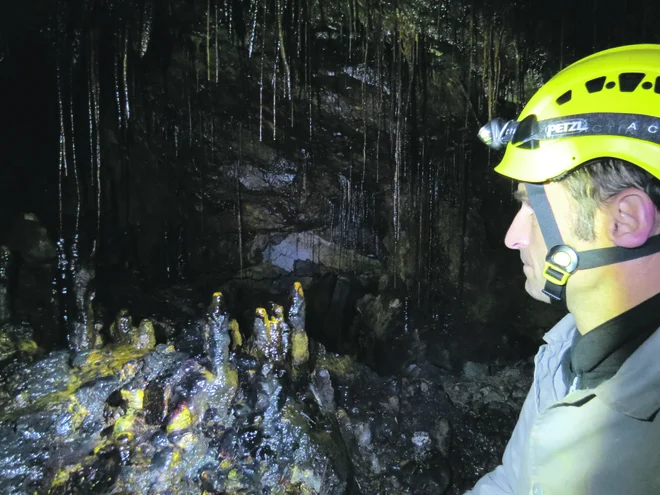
[513,189,529,203]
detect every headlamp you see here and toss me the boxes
[477,118,518,150]
[478,113,660,152]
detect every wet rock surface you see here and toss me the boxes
[0,281,533,494]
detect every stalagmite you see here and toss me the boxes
[269,302,290,363]
[134,320,156,350]
[288,282,309,375]
[252,307,273,360]
[109,309,134,345]
[203,291,231,376]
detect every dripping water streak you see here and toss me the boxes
[361,38,368,190]
[188,89,192,146]
[237,124,244,276]
[273,41,278,141]
[297,1,302,58]
[302,149,308,192]
[91,39,101,242]
[123,28,130,120]
[56,60,69,323]
[114,52,122,127]
[276,0,292,102]
[227,0,232,38]
[376,31,383,183]
[88,49,95,233]
[207,0,211,81]
[68,61,81,250]
[259,0,267,141]
[305,12,312,142]
[140,1,153,57]
[249,0,258,57]
[347,0,352,62]
[215,0,219,83]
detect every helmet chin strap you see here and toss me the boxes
[525,184,660,305]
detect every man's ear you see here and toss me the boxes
[606,188,658,248]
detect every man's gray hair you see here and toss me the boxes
[556,159,660,241]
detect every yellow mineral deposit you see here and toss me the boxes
[166,402,193,433]
[229,319,242,349]
[121,387,145,410]
[291,329,309,365]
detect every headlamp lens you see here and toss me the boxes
[477,118,518,150]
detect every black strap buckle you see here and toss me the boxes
[543,244,579,286]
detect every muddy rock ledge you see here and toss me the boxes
[0,278,530,494]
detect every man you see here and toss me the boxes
[467,44,660,494]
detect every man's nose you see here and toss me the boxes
[504,209,531,250]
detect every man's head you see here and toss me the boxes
[478,44,660,317]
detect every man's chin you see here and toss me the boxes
[525,280,552,304]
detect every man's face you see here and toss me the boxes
[504,183,552,303]
[504,182,585,303]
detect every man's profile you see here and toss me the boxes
[467,44,660,494]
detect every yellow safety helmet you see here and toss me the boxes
[479,44,660,183]
[478,44,660,304]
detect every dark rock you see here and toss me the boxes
[7,214,56,266]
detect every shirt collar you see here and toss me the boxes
[542,303,660,419]
[543,313,576,344]
[596,326,660,420]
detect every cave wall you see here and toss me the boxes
[1,0,659,353]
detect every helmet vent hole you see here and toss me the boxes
[606,81,616,89]
[585,76,606,93]
[642,81,653,90]
[618,72,645,92]
[556,90,572,105]
[655,77,660,94]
